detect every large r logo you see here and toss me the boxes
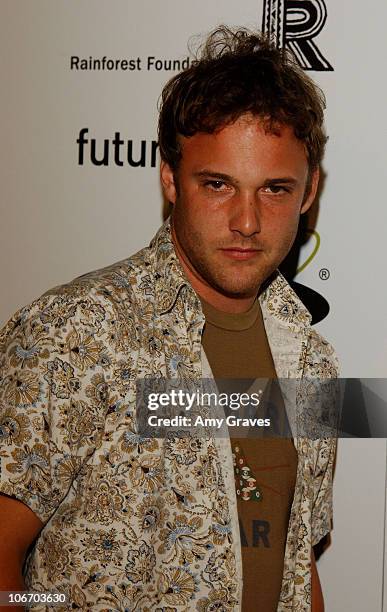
[262,0,333,70]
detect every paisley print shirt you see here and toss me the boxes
[0,220,338,611]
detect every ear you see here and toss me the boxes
[300,167,319,214]
[160,160,178,205]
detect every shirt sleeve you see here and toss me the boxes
[0,290,111,524]
[304,329,339,547]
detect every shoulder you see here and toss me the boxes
[0,254,153,430]
[0,245,155,355]
[44,242,154,311]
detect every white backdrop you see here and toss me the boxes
[1,2,387,609]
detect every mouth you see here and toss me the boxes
[220,248,261,261]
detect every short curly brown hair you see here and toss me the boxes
[158,26,327,172]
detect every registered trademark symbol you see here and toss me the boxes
[319,268,330,280]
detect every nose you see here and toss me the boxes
[229,192,261,237]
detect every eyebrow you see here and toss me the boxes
[193,170,299,187]
[262,177,299,187]
[193,170,239,184]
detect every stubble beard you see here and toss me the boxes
[173,219,275,299]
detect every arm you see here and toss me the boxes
[0,291,113,603]
[311,548,324,612]
[0,494,43,611]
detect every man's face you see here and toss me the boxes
[161,114,318,309]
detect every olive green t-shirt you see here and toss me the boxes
[200,297,298,612]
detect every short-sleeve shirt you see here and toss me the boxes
[0,220,338,611]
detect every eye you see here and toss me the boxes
[203,180,228,191]
[262,184,289,195]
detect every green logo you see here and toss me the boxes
[296,229,320,275]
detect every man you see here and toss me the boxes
[0,27,337,611]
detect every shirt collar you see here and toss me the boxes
[150,218,194,316]
[149,217,312,328]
